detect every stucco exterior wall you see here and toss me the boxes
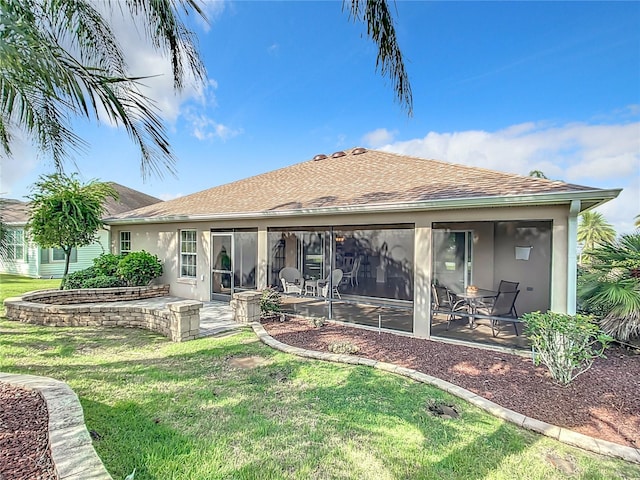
[110,203,574,338]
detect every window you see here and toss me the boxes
[180,230,197,278]
[51,248,66,262]
[40,248,76,264]
[3,229,25,261]
[120,231,131,254]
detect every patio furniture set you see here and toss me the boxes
[279,263,362,299]
[431,280,522,337]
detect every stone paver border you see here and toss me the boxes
[0,372,112,480]
[4,290,202,342]
[251,322,640,465]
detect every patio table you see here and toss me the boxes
[455,289,497,327]
[304,279,320,296]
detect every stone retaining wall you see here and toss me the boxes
[4,286,201,342]
[22,284,170,304]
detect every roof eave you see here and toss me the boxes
[103,188,622,226]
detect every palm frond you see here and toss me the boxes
[344,0,413,116]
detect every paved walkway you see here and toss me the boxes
[89,296,238,337]
[199,301,237,337]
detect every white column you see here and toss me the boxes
[413,224,432,338]
[567,200,580,315]
[257,227,268,290]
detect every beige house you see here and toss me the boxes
[104,148,619,343]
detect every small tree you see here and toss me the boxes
[523,311,611,385]
[27,173,117,282]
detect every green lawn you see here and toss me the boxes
[1,275,638,480]
[0,274,60,313]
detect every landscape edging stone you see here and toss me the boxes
[250,321,640,465]
[0,372,112,480]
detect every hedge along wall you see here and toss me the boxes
[4,285,203,342]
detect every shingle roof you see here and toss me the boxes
[107,148,614,222]
[0,183,162,225]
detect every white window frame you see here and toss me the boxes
[4,229,26,261]
[120,231,132,255]
[180,229,197,278]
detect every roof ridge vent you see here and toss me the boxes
[331,151,346,158]
[352,147,367,155]
[313,154,328,161]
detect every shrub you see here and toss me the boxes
[311,316,326,328]
[327,341,360,355]
[82,275,125,289]
[93,253,124,276]
[578,233,640,342]
[61,267,96,290]
[523,311,612,385]
[116,251,163,286]
[260,287,282,317]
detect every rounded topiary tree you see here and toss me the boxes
[27,173,118,282]
[116,251,163,286]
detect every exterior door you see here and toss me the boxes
[211,233,233,301]
[432,230,472,294]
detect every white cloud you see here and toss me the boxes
[595,179,639,235]
[186,112,242,141]
[197,1,226,32]
[361,128,398,148]
[381,118,640,234]
[0,133,41,197]
[99,6,221,126]
[158,192,185,201]
[267,43,280,55]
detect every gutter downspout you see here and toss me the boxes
[567,200,581,315]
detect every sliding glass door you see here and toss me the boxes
[432,230,472,294]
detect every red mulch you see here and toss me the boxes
[0,382,56,480]
[262,316,640,449]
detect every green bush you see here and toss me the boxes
[116,250,163,286]
[523,311,612,385]
[61,267,96,290]
[93,253,124,276]
[82,275,125,289]
[260,288,282,316]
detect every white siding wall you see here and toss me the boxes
[38,230,110,278]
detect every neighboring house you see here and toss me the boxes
[0,184,162,278]
[104,148,620,339]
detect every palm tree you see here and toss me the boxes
[635,214,640,228]
[528,170,548,179]
[1,0,413,179]
[578,233,640,342]
[1,0,207,178]
[577,211,616,265]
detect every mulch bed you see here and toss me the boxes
[262,316,640,449]
[0,382,56,480]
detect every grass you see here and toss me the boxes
[1,275,639,480]
[0,273,61,307]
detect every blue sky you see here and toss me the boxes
[2,1,639,232]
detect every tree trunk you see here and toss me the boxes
[61,246,73,288]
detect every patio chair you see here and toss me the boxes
[475,290,520,337]
[319,269,343,299]
[342,256,362,286]
[279,267,304,295]
[431,284,468,330]
[481,280,520,316]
